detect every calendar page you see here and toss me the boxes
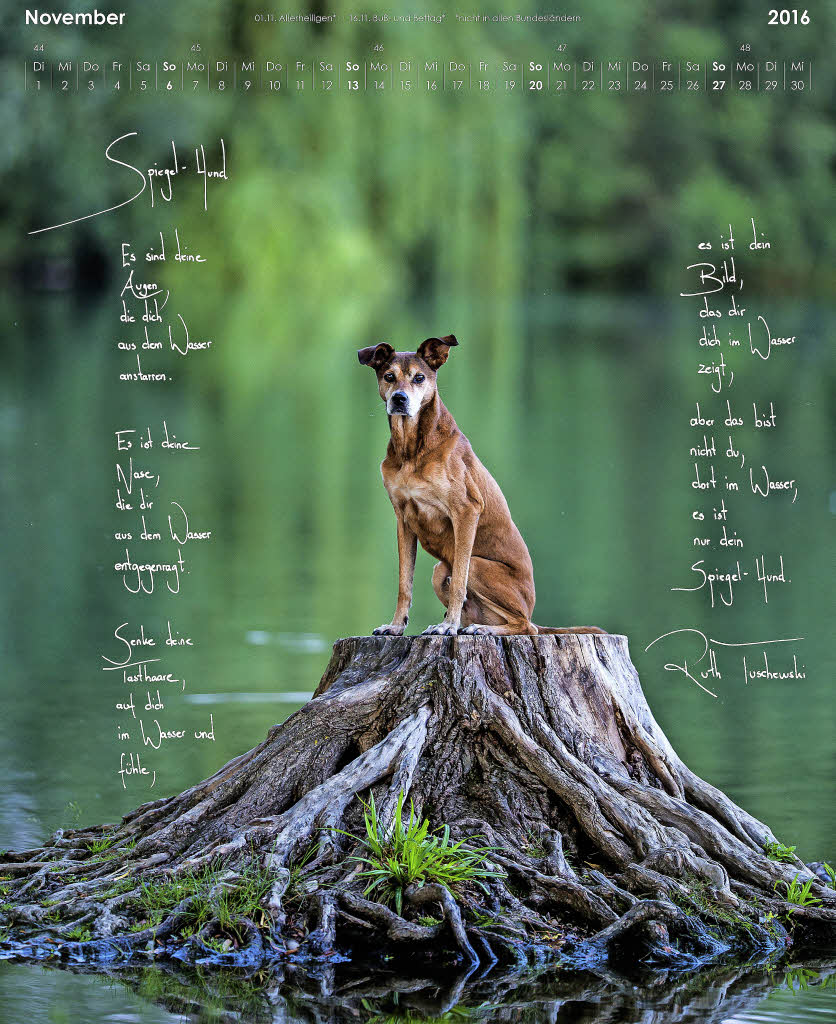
[1,3,834,1022]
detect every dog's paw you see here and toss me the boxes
[458,624,493,635]
[372,624,405,636]
[421,622,459,636]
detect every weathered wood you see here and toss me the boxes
[1,634,833,970]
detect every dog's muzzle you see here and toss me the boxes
[388,391,409,415]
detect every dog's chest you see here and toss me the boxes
[386,468,449,530]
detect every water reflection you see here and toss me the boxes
[0,956,834,1024]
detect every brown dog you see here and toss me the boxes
[358,335,605,637]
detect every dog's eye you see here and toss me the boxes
[383,372,396,382]
[413,373,425,383]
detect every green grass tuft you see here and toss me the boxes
[135,845,275,939]
[673,876,756,937]
[85,836,115,855]
[283,841,321,906]
[335,791,504,916]
[775,874,821,909]
[765,840,798,864]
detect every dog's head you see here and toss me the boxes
[357,335,458,417]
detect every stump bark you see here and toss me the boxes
[2,634,834,970]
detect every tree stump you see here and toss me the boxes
[2,634,834,970]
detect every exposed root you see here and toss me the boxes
[407,882,480,965]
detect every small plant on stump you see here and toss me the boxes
[336,791,503,915]
[765,841,798,864]
[775,875,822,911]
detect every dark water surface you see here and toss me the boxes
[0,957,835,1023]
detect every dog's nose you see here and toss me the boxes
[391,391,407,405]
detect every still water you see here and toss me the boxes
[0,959,835,1023]
[0,291,833,1021]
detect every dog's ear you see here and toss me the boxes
[417,334,458,370]
[357,342,395,370]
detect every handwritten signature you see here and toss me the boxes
[645,628,804,698]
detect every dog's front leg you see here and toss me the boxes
[423,506,479,636]
[373,516,417,636]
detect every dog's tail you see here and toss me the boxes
[533,624,607,635]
